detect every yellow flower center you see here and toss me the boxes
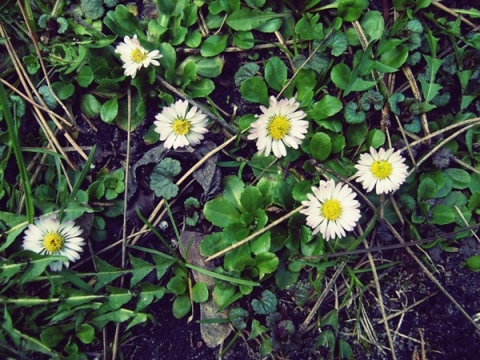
[321,199,342,221]
[172,119,191,135]
[268,115,291,140]
[131,48,147,64]
[43,232,64,252]
[371,160,393,180]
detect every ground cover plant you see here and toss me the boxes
[1,0,480,359]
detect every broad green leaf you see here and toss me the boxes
[173,295,191,318]
[444,168,470,190]
[380,45,408,69]
[167,275,187,295]
[265,57,287,91]
[310,132,332,161]
[226,8,284,31]
[240,186,266,214]
[431,205,455,225]
[417,177,436,200]
[201,35,228,57]
[361,11,384,40]
[40,327,65,348]
[251,231,271,255]
[192,282,209,303]
[77,65,94,87]
[464,255,480,272]
[224,243,254,272]
[81,94,101,118]
[367,129,385,148]
[76,324,95,344]
[255,252,279,276]
[331,63,351,90]
[204,198,242,228]
[186,78,215,98]
[337,0,368,21]
[100,96,118,123]
[309,94,343,121]
[240,77,269,105]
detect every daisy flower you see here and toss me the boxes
[301,179,361,241]
[23,214,85,272]
[115,34,162,78]
[154,99,209,149]
[354,147,409,195]
[247,96,309,158]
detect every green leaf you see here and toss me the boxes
[80,0,104,20]
[380,45,408,69]
[76,324,95,344]
[344,102,366,124]
[204,198,242,228]
[226,8,283,31]
[100,97,118,123]
[309,94,343,121]
[251,289,277,315]
[310,132,332,161]
[167,275,187,295]
[40,326,65,348]
[225,243,254,272]
[229,307,249,330]
[337,0,368,21]
[81,94,101,118]
[201,35,228,57]
[173,295,191,318]
[361,11,384,40]
[255,252,279,276]
[240,77,269,105]
[240,186,266,214]
[265,57,287,91]
[129,254,154,288]
[187,78,215,98]
[418,177,436,200]
[331,63,351,90]
[136,283,166,311]
[23,54,40,74]
[77,66,94,87]
[51,81,74,100]
[464,255,480,272]
[431,205,455,225]
[367,129,386,148]
[444,168,471,190]
[234,62,260,87]
[233,30,254,49]
[192,282,209,303]
[149,158,181,200]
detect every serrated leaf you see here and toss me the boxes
[136,283,165,311]
[251,290,277,315]
[149,158,181,200]
[229,307,249,330]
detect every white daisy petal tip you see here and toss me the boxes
[354,147,409,195]
[248,97,308,158]
[115,34,163,78]
[154,100,209,149]
[22,214,85,272]
[302,179,361,241]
